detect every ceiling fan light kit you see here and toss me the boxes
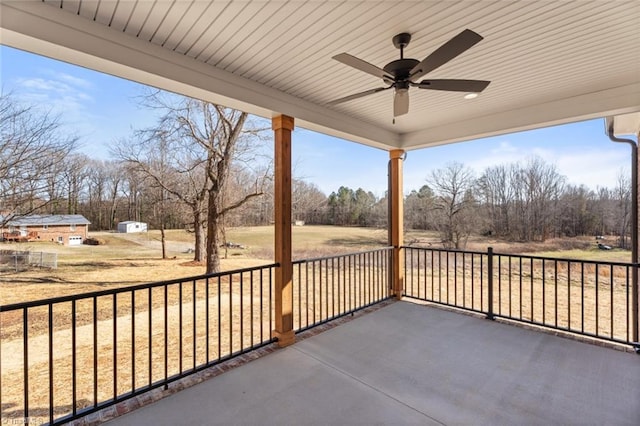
[329,29,491,118]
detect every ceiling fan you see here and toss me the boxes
[328,29,490,118]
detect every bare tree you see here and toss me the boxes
[428,162,477,249]
[477,164,515,237]
[557,184,597,237]
[292,180,327,225]
[115,91,268,272]
[512,158,565,241]
[44,154,67,214]
[61,153,90,214]
[594,186,615,237]
[120,165,146,223]
[200,106,269,273]
[405,185,435,230]
[0,93,78,225]
[114,127,209,260]
[613,170,631,249]
[105,161,126,230]
[84,159,111,229]
[475,158,566,242]
[226,172,275,226]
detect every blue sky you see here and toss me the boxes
[1,45,633,197]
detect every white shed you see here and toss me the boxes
[117,221,148,233]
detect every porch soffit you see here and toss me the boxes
[1,1,639,151]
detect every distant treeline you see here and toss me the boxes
[2,93,631,250]
[9,154,631,250]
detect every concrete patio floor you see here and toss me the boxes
[107,301,640,425]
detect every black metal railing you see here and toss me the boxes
[0,248,395,425]
[293,247,393,332]
[403,246,638,347]
[6,244,633,424]
[0,264,276,425]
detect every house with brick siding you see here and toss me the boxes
[0,214,91,246]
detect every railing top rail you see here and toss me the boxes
[491,251,638,267]
[0,262,279,312]
[402,245,487,256]
[293,246,393,264]
[402,245,639,267]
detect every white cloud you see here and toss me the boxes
[17,73,94,109]
[53,72,94,89]
[19,78,58,91]
[403,136,631,194]
[14,72,98,141]
[494,140,519,154]
[554,149,629,189]
[460,140,627,189]
[465,140,543,172]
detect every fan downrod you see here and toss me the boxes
[386,33,416,77]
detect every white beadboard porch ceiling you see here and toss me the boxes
[1,0,639,151]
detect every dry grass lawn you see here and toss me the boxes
[1,226,392,305]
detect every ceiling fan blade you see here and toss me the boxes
[327,86,391,105]
[393,90,409,117]
[416,79,490,92]
[333,53,393,80]
[410,29,483,81]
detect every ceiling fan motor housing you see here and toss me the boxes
[383,59,420,81]
[385,33,418,81]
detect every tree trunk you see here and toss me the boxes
[109,203,118,230]
[192,209,206,263]
[160,225,167,259]
[206,194,221,273]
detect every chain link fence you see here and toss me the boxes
[0,250,58,272]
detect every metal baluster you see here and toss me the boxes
[610,264,614,338]
[568,262,572,331]
[131,291,135,393]
[72,300,77,413]
[49,303,54,423]
[206,278,210,364]
[93,297,98,406]
[192,280,196,370]
[487,248,494,320]
[240,273,244,351]
[23,307,29,419]
[595,264,599,336]
[179,282,183,373]
[148,288,153,387]
[217,276,222,360]
[113,294,117,399]
[164,285,168,388]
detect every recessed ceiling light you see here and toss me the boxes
[464,93,478,100]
